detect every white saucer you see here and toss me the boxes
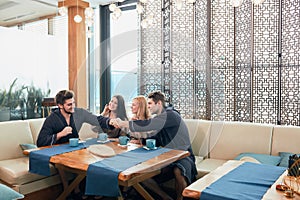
[143,146,157,150]
[118,144,128,147]
[97,139,110,144]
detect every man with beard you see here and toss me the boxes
[37,90,99,147]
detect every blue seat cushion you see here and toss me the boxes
[234,153,281,166]
[278,152,300,168]
[0,184,24,200]
[19,143,37,150]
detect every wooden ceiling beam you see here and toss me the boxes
[58,0,89,8]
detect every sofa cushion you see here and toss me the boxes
[271,125,300,156]
[278,152,300,168]
[0,121,34,160]
[196,158,227,178]
[0,157,57,185]
[184,119,211,158]
[0,183,24,199]
[209,121,273,160]
[28,118,45,144]
[234,153,281,166]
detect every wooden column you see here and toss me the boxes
[59,0,89,108]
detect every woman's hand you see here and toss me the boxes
[101,104,110,116]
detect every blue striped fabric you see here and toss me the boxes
[85,147,171,197]
[29,138,98,176]
[200,162,286,200]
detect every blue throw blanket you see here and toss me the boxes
[85,147,171,197]
[29,138,99,176]
[200,162,286,200]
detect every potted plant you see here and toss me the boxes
[24,85,50,119]
[0,78,22,121]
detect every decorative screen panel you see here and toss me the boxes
[139,0,162,95]
[280,0,300,125]
[234,1,252,122]
[252,0,279,124]
[139,0,300,126]
[210,0,235,121]
[195,0,209,119]
[162,0,171,103]
[170,1,195,118]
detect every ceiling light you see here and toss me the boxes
[109,3,117,12]
[74,0,82,23]
[136,3,144,14]
[252,0,266,5]
[58,6,68,16]
[175,0,183,10]
[187,0,196,3]
[229,0,243,7]
[74,14,82,23]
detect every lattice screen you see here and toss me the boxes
[139,0,300,126]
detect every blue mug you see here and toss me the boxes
[69,138,79,147]
[146,139,156,149]
[119,136,129,145]
[98,133,108,141]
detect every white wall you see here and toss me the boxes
[0,26,68,97]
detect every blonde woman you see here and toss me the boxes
[129,95,153,143]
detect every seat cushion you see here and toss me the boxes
[278,152,300,167]
[234,153,281,166]
[196,158,227,178]
[0,157,57,185]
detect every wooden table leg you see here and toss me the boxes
[55,164,86,200]
[133,183,155,200]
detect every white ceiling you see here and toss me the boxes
[0,0,113,27]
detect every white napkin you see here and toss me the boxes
[78,122,98,141]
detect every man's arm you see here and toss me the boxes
[113,112,166,133]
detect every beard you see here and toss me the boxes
[62,107,73,114]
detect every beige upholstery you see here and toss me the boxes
[271,125,300,156]
[0,119,61,195]
[184,119,211,159]
[0,121,34,160]
[28,118,45,144]
[0,157,57,185]
[209,121,273,160]
[183,120,300,179]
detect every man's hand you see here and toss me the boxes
[109,118,120,128]
[110,118,129,129]
[62,126,72,136]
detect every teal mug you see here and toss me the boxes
[146,139,156,149]
[98,133,108,141]
[69,138,79,147]
[119,136,129,146]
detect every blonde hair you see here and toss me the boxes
[132,95,151,120]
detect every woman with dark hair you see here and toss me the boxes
[97,95,128,138]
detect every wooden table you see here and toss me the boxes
[182,160,300,200]
[28,141,189,200]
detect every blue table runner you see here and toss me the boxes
[29,138,99,176]
[200,162,286,200]
[85,147,171,197]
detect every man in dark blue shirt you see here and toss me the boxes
[112,91,197,200]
